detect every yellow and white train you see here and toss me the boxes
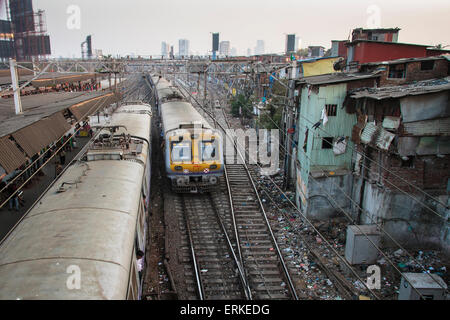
[153,76,224,193]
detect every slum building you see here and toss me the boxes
[294,72,380,219]
[346,77,450,253]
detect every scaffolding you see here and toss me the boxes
[0,0,51,62]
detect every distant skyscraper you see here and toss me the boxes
[161,42,169,58]
[255,40,265,55]
[212,33,220,52]
[231,47,237,57]
[178,39,190,57]
[219,41,230,57]
[285,34,296,54]
[247,48,252,56]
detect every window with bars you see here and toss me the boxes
[388,64,406,79]
[325,104,337,117]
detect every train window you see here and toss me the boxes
[171,141,192,162]
[127,254,139,300]
[200,141,218,161]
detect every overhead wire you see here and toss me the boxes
[173,76,382,299]
[252,94,448,293]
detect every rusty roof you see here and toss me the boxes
[350,77,450,100]
[296,72,380,86]
[0,91,113,138]
[11,112,71,157]
[0,136,27,174]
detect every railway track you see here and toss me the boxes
[172,77,298,300]
[175,193,249,300]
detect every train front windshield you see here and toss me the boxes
[171,141,192,162]
[200,141,219,161]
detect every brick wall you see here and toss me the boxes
[373,155,449,192]
[376,60,448,87]
[423,157,450,190]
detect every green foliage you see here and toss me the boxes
[256,104,283,130]
[230,94,253,119]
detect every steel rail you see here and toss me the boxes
[174,78,299,300]
[181,195,205,300]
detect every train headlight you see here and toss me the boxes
[209,165,218,170]
[174,166,183,171]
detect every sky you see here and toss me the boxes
[31,0,450,58]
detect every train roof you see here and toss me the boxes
[108,103,152,142]
[0,160,144,300]
[161,101,213,135]
[154,79,182,101]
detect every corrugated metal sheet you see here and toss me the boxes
[0,137,27,174]
[403,117,450,136]
[12,111,70,157]
[360,122,378,145]
[70,93,117,121]
[400,91,449,123]
[360,122,395,150]
[382,116,400,130]
[416,137,450,155]
[397,137,419,156]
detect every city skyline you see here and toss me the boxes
[34,0,450,58]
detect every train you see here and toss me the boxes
[0,102,152,300]
[152,75,224,193]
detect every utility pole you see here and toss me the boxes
[283,63,296,190]
[10,58,23,115]
[203,70,207,107]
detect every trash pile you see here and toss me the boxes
[252,166,449,300]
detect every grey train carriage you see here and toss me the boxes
[0,102,152,300]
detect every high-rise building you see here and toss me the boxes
[255,40,265,55]
[161,41,169,58]
[219,41,230,57]
[178,39,189,57]
[285,34,296,54]
[212,33,219,52]
[247,48,252,56]
[231,47,237,57]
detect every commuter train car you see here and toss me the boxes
[152,76,224,193]
[0,102,152,300]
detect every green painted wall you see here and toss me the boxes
[296,83,356,189]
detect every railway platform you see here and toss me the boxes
[0,136,91,240]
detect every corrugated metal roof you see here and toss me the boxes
[12,122,53,157]
[350,77,450,100]
[0,91,108,137]
[297,72,380,86]
[31,73,98,88]
[403,117,450,136]
[12,111,71,157]
[0,137,27,174]
[69,93,118,121]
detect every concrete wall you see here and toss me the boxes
[360,183,450,255]
[305,173,354,220]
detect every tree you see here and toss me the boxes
[230,94,253,119]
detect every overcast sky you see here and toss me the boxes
[34,0,450,58]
